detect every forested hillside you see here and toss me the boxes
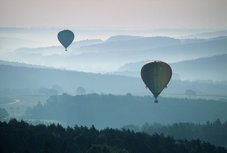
[123,119,227,148]
[24,94,227,128]
[0,119,226,153]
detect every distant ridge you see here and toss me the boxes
[116,54,227,81]
[82,36,181,51]
[1,62,227,96]
[106,35,143,42]
[9,35,227,73]
[0,60,50,69]
[171,54,227,80]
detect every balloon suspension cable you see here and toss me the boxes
[154,98,158,103]
[65,48,67,51]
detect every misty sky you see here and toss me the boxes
[1,0,227,29]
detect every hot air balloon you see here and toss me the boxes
[141,61,172,103]
[57,30,74,51]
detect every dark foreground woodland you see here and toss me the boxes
[0,119,227,153]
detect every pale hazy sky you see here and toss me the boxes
[1,0,227,29]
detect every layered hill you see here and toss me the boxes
[116,54,227,81]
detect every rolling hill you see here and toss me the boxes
[8,35,227,72]
[0,64,143,95]
[24,94,227,128]
[0,62,227,96]
[116,54,227,81]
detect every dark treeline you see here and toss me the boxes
[1,119,227,153]
[24,94,227,128]
[123,119,227,148]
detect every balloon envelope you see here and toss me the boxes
[57,30,74,51]
[141,61,172,102]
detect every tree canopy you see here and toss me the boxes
[0,119,227,153]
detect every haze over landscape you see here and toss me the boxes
[1,0,227,152]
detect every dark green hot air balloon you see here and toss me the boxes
[57,30,74,51]
[141,61,172,103]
